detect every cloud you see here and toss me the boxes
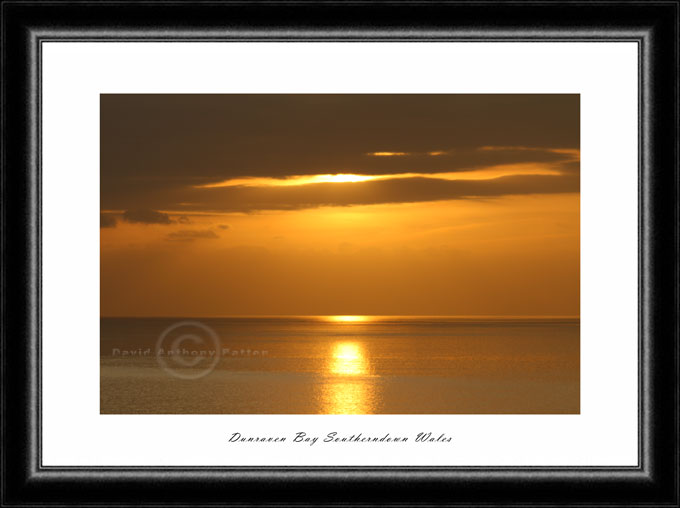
[166,229,219,242]
[177,172,579,213]
[193,147,576,188]
[100,213,117,228]
[101,95,579,210]
[123,209,173,225]
[103,148,579,216]
[177,215,191,224]
[352,147,576,175]
[559,160,581,173]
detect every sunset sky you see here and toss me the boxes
[101,94,579,317]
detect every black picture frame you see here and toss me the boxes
[2,1,678,506]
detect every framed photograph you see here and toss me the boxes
[2,1,678,506]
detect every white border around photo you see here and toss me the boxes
[41,42,638,466]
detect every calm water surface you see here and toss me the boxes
[100,316,579,414]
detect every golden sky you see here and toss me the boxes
[101,94,579,317]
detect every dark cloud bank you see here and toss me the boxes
[101,94,579,220]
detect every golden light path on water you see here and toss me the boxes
[320,317,377,414]
[329,342,368,376]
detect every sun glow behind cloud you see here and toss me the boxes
[194,164,564,189]
[195,173,374,189]
[366,150,447,157]
[366,151,409,156]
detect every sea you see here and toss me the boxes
[100,316,579,414]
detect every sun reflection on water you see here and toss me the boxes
[329,342,368,376]
[320,341,377,414]
[326,315,371,323]
[321,380,373,415]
